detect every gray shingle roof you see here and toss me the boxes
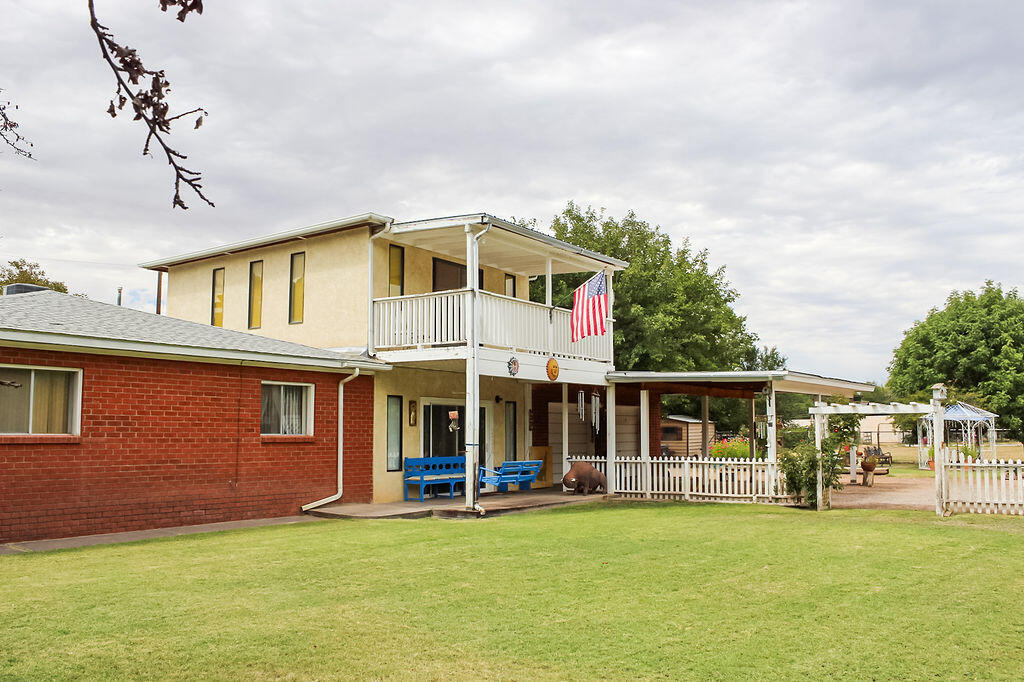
[0,290,385,370]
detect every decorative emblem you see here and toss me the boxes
[546,357,560,381]
[507,357,520,376]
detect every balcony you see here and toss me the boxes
[372,289,613,363]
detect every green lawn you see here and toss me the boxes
[3,504,1024,680]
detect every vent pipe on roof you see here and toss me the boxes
[1,283,49,296]
[117,286,123,306]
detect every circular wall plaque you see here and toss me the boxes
[546,357,560,381]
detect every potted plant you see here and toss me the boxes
[861,452,878,473]
[927,445,935,470]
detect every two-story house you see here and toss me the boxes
[142,211,872,510]
[142,213,633,507]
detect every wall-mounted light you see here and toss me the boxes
[408,400,417,427]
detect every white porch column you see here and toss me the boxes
[464,225,480,510]
[766,384,778,463]
[640,388,651,497]
[366,234,376,355]
[701,395,710,457]
[605,269,614,364]
[561,383,569,488]
[546,257,554,354]
[606,383,616,494]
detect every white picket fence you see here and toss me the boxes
[568,455,800,505]
[941,453,1024,515]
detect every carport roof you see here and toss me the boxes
[606,370,874,399]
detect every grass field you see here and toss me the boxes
[3,503,1024,680]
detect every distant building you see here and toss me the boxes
[661,415,716,456]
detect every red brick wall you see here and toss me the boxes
[0,347,374,543]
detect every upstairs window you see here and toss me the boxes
[504,274,516,298]
[260,382,313,435]
[211,267,225,327]
[248,260,263,329]
[389,245,405,297]
[289,252,305,324]
[0,366,80,435]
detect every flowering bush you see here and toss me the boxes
[708,437,764,460]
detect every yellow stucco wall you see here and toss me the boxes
[372,366,530,502]
[166,227,371,349]
[166,228,530,350]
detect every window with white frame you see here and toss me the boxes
[260,382,313,435]
[0,365,80,435]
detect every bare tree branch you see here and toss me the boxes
[87,0,212,209]
[0,90,34,159]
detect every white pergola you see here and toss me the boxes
[808,384,947,512]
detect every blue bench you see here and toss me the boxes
[478,460,543,492]
[403,456,467,502]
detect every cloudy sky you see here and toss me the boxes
[2,1,1022,383]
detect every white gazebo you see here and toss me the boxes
[917,401,997,467]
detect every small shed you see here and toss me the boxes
[660,415,715,456]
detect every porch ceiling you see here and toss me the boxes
[385,214,628,276]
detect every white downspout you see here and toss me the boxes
[302,368,361,511]
[367,220,394,357]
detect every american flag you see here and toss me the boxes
[571,272,608,342]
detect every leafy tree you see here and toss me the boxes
[888,282,1024,439]
[0,259,69,293]
[531,202,778,432]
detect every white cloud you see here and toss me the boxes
[2,0,1023,385]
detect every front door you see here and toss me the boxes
[423,403,489,470]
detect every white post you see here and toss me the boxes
[561,383,569,489]
[814,412,824,510]
[464,226,480,510]
[988,417,997,459]
[917,419,925,469]
[932,387,945,515]
[605,269,614,364]
[366,234,376,355]
[606,383,616,495]
[640,388,651,498]
[546,257,553,355]
[766,384,778,463]
[701,394,710,457]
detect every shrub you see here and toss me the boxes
[780,425,811,448]
[778,441,845,508]
[708,437,764,460]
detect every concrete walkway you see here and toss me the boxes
[308,488,604,520]
[0,515,325,555]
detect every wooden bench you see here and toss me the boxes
[478,460,543,493]
[403,456,466,502]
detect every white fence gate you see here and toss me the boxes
[568,455,800,506]
[940,452,1024,515]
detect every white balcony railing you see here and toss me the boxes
[372,289,612,363]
